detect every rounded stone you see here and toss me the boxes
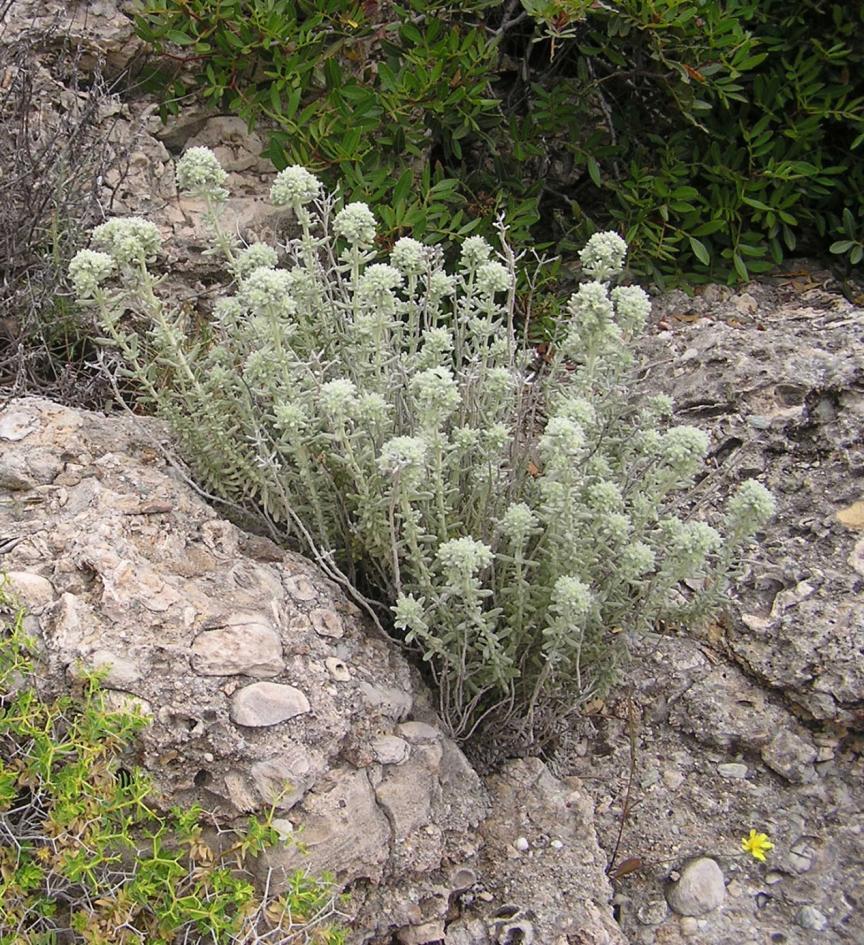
[371,734,411,766]
[309,607,344,639]
[666,857,726,916]
[230,682,310,727]
[5,572,55,609]
[796,905,828,931]
[717,762,748,779]
[325,657,351,681]
[191,614,284,677]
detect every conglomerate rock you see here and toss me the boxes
[0,396,622,943]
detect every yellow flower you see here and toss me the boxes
[742,829,775,862]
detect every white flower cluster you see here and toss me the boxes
[391,237,427,276]
[475,260,511,297]
[549,575,593,621]
[233,243,279,280]
[619,541,656,580]
[579,231,628,280]
[378,436,428,483]
[333,202,377,246]
[460,235,492,271]
[393,593,429,638]
[426,271,457,301]
[611,285,651,334]
[662,518,722,571]
[658,426,709,476]
[320,378,359,420]
[358,263,403,302]
[67,249,115,299]
[270,165,322,209]
[726,479,776,538]
[91,218,161,265]
[176,146,229,199]
[238,267,296,318]
[498,502,538,545]
[539,417,585,463]
[437,537,493,577]
[411,367,461,428]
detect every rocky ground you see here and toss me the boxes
[1,4,863,943]
[548,274,863,945]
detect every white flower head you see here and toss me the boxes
[176,146,228,198]
[498,502,538,545]
[612,284,651,334]
[357,392,391,425]
[239,266,296,317]
[475,260,512,297]
[579,231,628,281]
[460,235,492,272]
[662,519,722,568]
[420,326,454,362]
[378,435,428,484]
[320,378,359,420]
[213,296,244,327]
[539,416,585,462]
[411,367,461,427]
[427,271,457,301]
[333,202,377,246]
[485,367,515,398]
[620,542,656,580]
[91,217,161,265]
[483,422,509,452]
[233,243,279,280]
[274,401,309,436]
[659,426,709,476]
[585,481,624,513]
[68,249,115,299]
[391,237,427,276]
[554,396,596,429]
[568,282,614,336]
[726,480,776,538]
[549,576,593,622]
[436,536,493,577]
[358,263,403,300]
[393,593,429,636]
[270,165,322,208]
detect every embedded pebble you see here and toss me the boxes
[370,734,410,766]
[666,857,726,916]
[717,762,748,779]
[309,607,344,638]
[662,768,684,790]
[5,571,55,608]
[325,656,351,681]
[796,905,828,931]
[229,682,310,726]
[550,839,563,850]
[514,836,530,852]
[761,730,817,783]
[191,615,284,677]
[787,842,814,873]
[637,899,669,926]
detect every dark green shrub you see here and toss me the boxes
[133,1,863,282]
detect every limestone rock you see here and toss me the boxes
[665,858,726,917]
[229,682,310,727]
[191,615,284,677]
[0,396,493,945]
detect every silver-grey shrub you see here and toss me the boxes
[70,148,775,742]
